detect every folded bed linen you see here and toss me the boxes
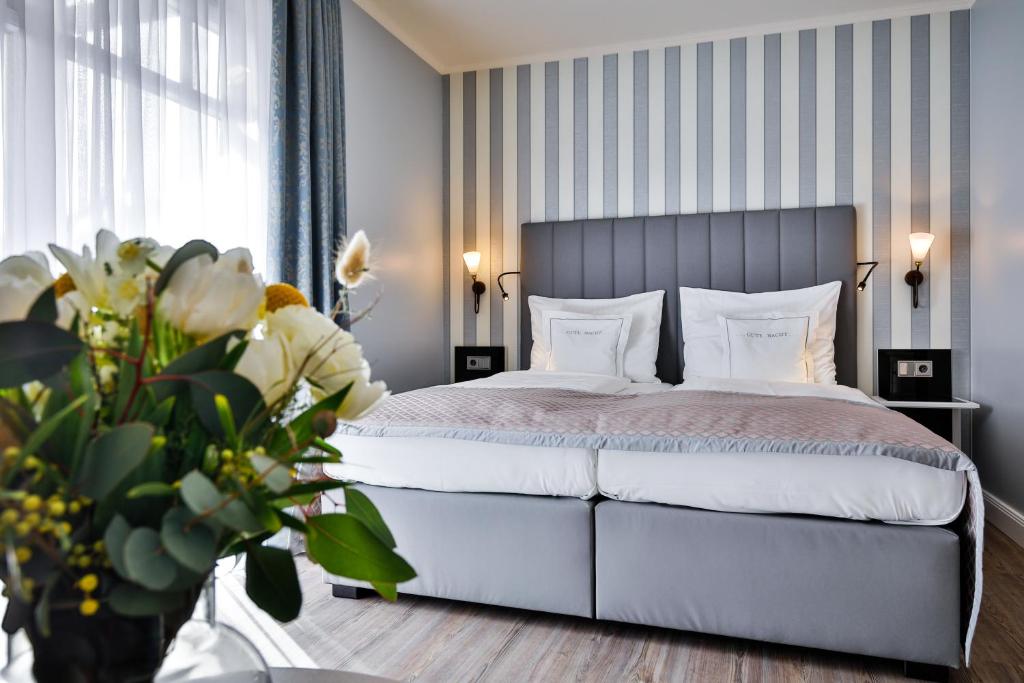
[332,375,984,659]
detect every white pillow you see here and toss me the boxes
[718,313,814,383]
[542,311,632,377]
[679,282,842,384]
[529,291,665,383]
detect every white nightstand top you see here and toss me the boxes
[871,396,980,410]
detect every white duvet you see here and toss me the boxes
[326,372,966,525]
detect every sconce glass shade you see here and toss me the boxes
[462,251,481,276]
[909,232,935,263]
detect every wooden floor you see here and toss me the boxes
[283,524,1024,682]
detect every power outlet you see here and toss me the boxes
[897,360,933,378]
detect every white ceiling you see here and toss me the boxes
[353,0,971,73]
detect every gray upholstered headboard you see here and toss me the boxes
[519,206,858,386]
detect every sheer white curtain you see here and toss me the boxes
[0,0,272,272]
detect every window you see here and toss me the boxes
[0,0,271,272]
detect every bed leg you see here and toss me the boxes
[331,584,371,599]
[902,661,950,682]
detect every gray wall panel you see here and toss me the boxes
[340,0,444,392]
[970,0,1023,510]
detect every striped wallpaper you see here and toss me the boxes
[442,10,971,395]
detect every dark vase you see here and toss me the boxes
[18,585,201,683]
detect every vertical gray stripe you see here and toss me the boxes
[489,68,503,346]
[634,50,649,213]
[463,72,477,345]
[696,42,713,212]
[730,38,747,211]
[950,9,971,404]
[910,15,930,348]
[603,54,618,217]
[517,65,531,228]
[799,29,817,207]
[574,58,588,219]
[872,20,892,381]
[835,24,854,204]
[442,75,451,378]
[763,34,782,210]
[665,46,681,214]
[545,62,559,221]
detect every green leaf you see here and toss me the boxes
[152,331,245,401]
[179,470,264,533]
[188,371,264,439]
[344,488,396,549]
[113,319,143,420]
[306,513,416,583]
[104,514,132,579]
[144,396,176,428]
[271,479,347,506]
[245,545,302,622]
[0,321,85,387]
[74,423,155,499]
[371,581,398,602]
[125,482,177,499]
[17,394,87,460]
[154,239,218,296]
[27,287,57,324]
[108,584,184,617]
[274,509,308,534]
[267,384,351,456]
[123,527,178,591]
[251,454,292,494]
[161,508,217,574]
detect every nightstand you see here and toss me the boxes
[871,396,980,451]
[453,346,505,383]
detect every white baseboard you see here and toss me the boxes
[984,490,1024,549]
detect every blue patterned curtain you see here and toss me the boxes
[268,0,346,314]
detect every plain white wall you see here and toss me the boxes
[971,0,1024,514]
[342,0,445,392]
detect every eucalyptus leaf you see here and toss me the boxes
[74,423,155,499]
[0,321,85,387]
[153,239,218,296]
[123,527,178,591]
[179,470,263,533]
[371,581,398,602]
[17,395,87,461]
[188,371,264,439]
[245,545,302,622]
[152,331,245,401]
[250,453,292,494]
[104,514,132,579]
[26,287,57,324]
[108,584,184,617]
[305,513,416,583]
[161,508,217,574]
[344,488,396,549]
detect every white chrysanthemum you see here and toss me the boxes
[0,252,52,322]
[265,305,388,420]
[334,230,372,289]
[234,332,295,408]
[158,248,264,340]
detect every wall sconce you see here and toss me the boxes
[463,251,486,314]
[856,261,879,292]
[497,271,520,301]
[905,232,935,308]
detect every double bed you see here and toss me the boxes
[322,207,982,680]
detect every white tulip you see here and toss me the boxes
[265,305,389,420]
[234,332,295,408]
[49,229,120,310]
[0,252,53,322]
[157,248,264,340]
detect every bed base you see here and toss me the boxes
[325,485,961,673]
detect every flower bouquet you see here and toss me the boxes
[0,231,412,682]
